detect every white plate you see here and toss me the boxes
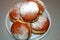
[5,1,51,40]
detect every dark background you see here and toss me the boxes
[0,0,60,40]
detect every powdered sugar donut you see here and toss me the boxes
[11,20,31,40]
[26,0,44,14]
[20,1,39,22]
[9,3,23,22]
[31,15,50,34]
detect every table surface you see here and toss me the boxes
[0,0,60,40]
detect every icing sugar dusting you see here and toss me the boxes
[13,26,28,39]
[31,16,47,29]
[20,2,39,16]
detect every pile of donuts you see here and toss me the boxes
[9,0,50,40]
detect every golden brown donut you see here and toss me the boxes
[9,4,23,22]
[11,20,31,40]
[20,1,40,22]
[26,0,44,14]
[31,15,50,34]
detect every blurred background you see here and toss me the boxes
[0,0,60,40]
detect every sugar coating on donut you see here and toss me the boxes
[9,5,20,19]
[31,16,48,30]
[20,1,39,16]
[13,25,29,39]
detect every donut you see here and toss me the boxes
[11,20,31,40]
[31,15,50,34]
[26,0,44,14]
[20,1,39,22]
[9,3,23,22]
